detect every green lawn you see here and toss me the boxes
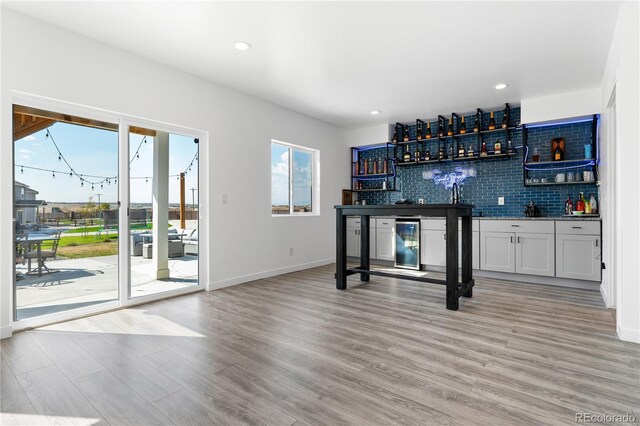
[63,222,153,234]
[57,234,119,259]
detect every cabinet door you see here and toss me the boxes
[481,232,515,273]
[421,230,446,267]
[376,226,395,261]
[369,224,376,259]
[473,231,480,270]
[556,234,601,281]
[515,233,555,277]
[346,227,359,257]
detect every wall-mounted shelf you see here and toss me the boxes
[352,188,397,192]
[351,144,396,193]
[522,115,599,187]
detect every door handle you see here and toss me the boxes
[517,236,520,243]
[510,236,513,243]
[595,239,599,247]
[443,234,446,240]
[511,224,520,227]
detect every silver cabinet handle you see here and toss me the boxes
[595,239,599,247]
[510,236,513,243]
[443,234,446,240]
[572,226,582,229]
[517,236,520,243]
[511,224,520,227]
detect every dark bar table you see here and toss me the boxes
[335,204,474,310]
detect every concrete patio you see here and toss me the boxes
[15,254,198,320]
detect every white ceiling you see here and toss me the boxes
[3,1,620,129]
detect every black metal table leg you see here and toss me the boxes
[461,215,473,298]
[360,215,370,282]
[336,212,347,290]
[445,210,459,310]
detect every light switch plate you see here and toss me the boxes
[498,196,505,206]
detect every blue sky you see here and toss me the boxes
[271,143,312,207]
[15,122,198,205]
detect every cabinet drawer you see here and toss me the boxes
[481,220,554,234]
[376,218,395,229]
[420,219,479,232]
[556,221,600,235]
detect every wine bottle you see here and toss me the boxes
[565,194,573,215]
[553,143,564,161]
[438,120,444,138]
[447,117,453,136]
[467,144,475,157]
[354,160,359,176]
[414,146,421,162]
[363,158,369,174]
[383,159,388,174]
[458,143,466,158]
[494,140,502,155]
[403,126,409,142]
[424,149,431,161]
[480,141,488,157]
[460,116,466,134]
[501,110,508,129]
[507,139,515,154]
[438,144,445,160]
[416,121,423,140]
[473,114,480,132]
[576,192,586,212]
[488,112,496,130]
[392,129,398,144]
[373,159,378,174]
[403,145,411,162]
[425,121,432,139]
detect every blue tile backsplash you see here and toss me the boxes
[354,107,599,217]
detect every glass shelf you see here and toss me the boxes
[525,181,598,186]
[525,158,595,168]
[352,173,393,179]
[352,188,396,192]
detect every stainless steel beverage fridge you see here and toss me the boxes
[395,220,420,270]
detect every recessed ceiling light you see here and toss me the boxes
[234,41,252,51]
[370,110,381,115]
[495,83,509,90]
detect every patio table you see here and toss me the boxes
[15,233,61,276]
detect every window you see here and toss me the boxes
[271,140,318,215]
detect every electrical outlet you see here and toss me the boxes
[418,199,424,205]
[498,196,505,206]
[289,247,294,256]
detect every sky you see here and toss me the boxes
[14,121,199,205]
[271,143,312,207]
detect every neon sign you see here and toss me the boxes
[423,167,477,189]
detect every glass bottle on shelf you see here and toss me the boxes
[414,146,421,163]
[473,114,480,132]
[354,159,359,176]
[565,194,573,215]
[590,194,597,214]
[532,147,540,162]
[403,126,410,142]
[480,141,488,157]
[424,149,431,161]
[403,145,412,162]
[448,145,454,159]
[458,143,466,158]
[363,158,369,175]
[488,111,496,130]
[392,129,398,144]
[494,140,502,155]
[447,117,453,136]
[460,116,466,134]
[416,121,423,140]
[383,159,388,174]
[501,109,508,129]
[373,158,378,174]
[467,144,475,157]
[553,142,564,161]
[585,195,592,214]
[576,192,586,212]
[507,139,515,154]
[425,121,432,139]
[438,120,445,138]
[438,144,445,160]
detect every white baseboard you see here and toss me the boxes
[208,258,335,291]
[617,324,640,343]
[1,325,12,339]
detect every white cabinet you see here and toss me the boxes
[516,233,555,277]
[376,219,395,261]
[556,232,601,282]
[346,218,376,259]
[472,231,480,270]
[421,229,446,266]
[481,231,516,273]
[480,221,555,277]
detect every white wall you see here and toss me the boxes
[0,9,348,337]
[599,1,640,343]
[521,87,601,124]
[347,123,389,147]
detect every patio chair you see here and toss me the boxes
[24,231,61,274]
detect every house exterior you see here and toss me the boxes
[14,181,44,225]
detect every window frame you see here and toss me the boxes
[271,139,319,217]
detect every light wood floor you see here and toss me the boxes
[2,264,639,425]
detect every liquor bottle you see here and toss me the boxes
[507,139,515,154]
[438,120,444,138]
[460,116,466,134]
[467,144,475,157]
[585,196,592,214]
[414,146,421,162]
[480,141,488,157]
[494,140,502,155]
[382,180,387,190]
[424,149,431,161]
[447,117,453,136]
[373,159,378,174]
[501,110,508,129]
[354,160,360,176]
[553,143,564,161]
[448,145,454,159]
[458,143,466,158]
[488,111,496,130]
[473,114,480,132]
[438,144,445,160]
[564,194,573,215]
[576,192,586,212]
[403,145,412,162]
[589,194,597,214]
[392,129,398,144]
[403,126,410,142]
[416,121,423,140]
[383,159,388,174]
[363,158,369,175]
[425,121,432,139]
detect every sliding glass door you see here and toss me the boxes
[128,127,199,299]
[13,105,119,321]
